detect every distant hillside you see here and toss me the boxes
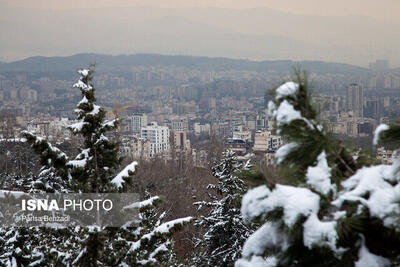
[0,53,368,75]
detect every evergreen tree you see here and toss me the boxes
[22,67,124,193]
[193,150,254,267]
[102,195,191,266]
[0,67,192,266]
[236,72,400,267]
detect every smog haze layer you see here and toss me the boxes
[1,0,399,67]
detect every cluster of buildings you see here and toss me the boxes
[117,111,285,168]
[1,60,399,168]
[317,83,399,138]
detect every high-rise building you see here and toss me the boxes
[141,122,170,157]
[346,84,363,118]
[129,113,148,134]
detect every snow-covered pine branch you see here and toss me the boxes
[20,131,71,192]
[21,131,68,169]
[104,193,192,266]
[112,161,138,189]
[236,73,400,266]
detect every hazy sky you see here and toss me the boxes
[1,0,400,66]
[1,0,400,21]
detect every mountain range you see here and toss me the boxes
[0,53,368,75]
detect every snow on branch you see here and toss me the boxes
[122,196,161,211]
[73,69,93,92]
[272,99,314,131]
[0,138,27,142]
[129,217,192,254]
[303,214,343,256]
[68,121,88,133]
[78,69,90,77]
[276,81,298,100]
[241,185,320,228]
[111,161,138,188]
[355,237,390,267]
[94,134,109,145]
[88,104,101,116]
[241,222,285,259]
[373,124,389,145]
[127,217,192,258]
[73,80,92,92]
[275,142,298,165]
[21,130,68,163]
[0,190,26,199]
[101,118,120,131]
[332,164,400,231]
[78,96,89,105]
[142,216,193,240]
[306,151,335,195]
[67,149,91,169]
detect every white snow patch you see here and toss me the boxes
[122,196,160,211]
[67,158,87,168]
[275,100,302,127]
[69,121,88,132]
[275,142,298,164]
[129,217,192,254]
[241,185,271,221]
[0,190,25,199]
[67,148,90,169]
[333,211,346,220]
[102,119,118,128]
[332,164,400,230]
[88,104,101,116]
[7,257,17,267]
[78,69,90,77]
[73,80,92,91]
[236,256,278,267]
[355,239,390,267]
[111,161,138,188]
[0,138,27,142]
[242,222,286,258]
[149,242,169,258]
[333,165,393,207]
[241,184,320,227]
[267,101,277,118]
[303,214,343,255]
[78,96,89,105]
[373,124,389,145]
[141,217,192,240]
[306,151,334,195]
[276,82,298,100]
[95,134,109,145]
[367,184,400,230]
